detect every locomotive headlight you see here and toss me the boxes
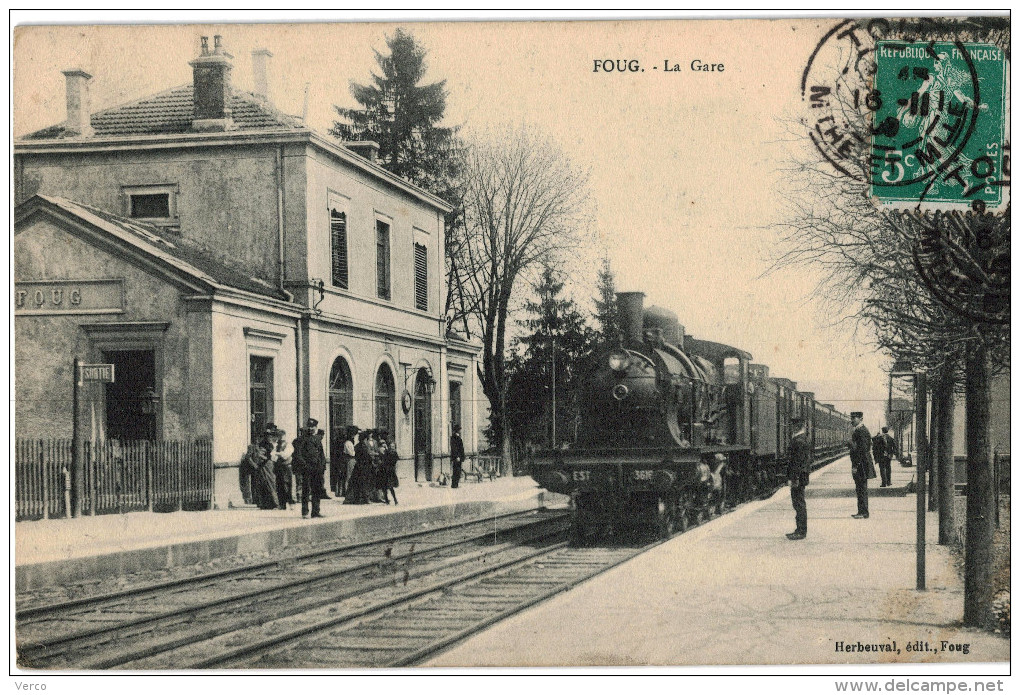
[607,350,630,373]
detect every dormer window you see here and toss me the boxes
[123,184,179,226]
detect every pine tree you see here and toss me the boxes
[506,266,596,447]
[593,257,621,346]
[330,28,460,198]
[331,28,468,334]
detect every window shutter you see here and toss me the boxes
[414,243,428,311]
[376,220,391,300]
[331,210,348,289]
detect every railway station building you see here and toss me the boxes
[14,37,481,508]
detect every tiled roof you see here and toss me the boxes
[28,195,289,302]
[23,85,304,139]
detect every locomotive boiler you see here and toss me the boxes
[529,291,851,544]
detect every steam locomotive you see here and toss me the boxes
[530,292,851,543]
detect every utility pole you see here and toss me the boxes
[551,334,557,449]
[915,371,928,591]
[71,357,83,518]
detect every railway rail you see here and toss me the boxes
[18,454,847,670]
[16,509,564,669]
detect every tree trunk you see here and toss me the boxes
[963,344,994,628]
[934,361,956,545]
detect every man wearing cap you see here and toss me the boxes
[849,412,876,518]
[292,418,327,518]
[786,417,812,540]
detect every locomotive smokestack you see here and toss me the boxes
[616,292,645,346]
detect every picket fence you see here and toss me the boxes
[15,439,213,520]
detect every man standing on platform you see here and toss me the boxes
[872,426,894,488]
[849,412,876,519]
[293,418,327,519]
[450,425,465,489]
[786,417,812,540]
[881,426,897,472]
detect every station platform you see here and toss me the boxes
[427,457,1010,667]
[15,475,561,593]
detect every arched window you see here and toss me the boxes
[375,363,396,438]
[328,357,353,448]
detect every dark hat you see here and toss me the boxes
[851,412,864,419]
[306,417,319,429]
[881,427,889,433]
[264,422,276,431]
[453,424,462,432]
[791,417,805,426]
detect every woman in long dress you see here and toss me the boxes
[251,441,280,510]
[379,433,399,505]
[239,444,260,504]
[367,431,385,502]
[344,431,373,505]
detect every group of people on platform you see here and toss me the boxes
[786,413,899,540]
[333,424,400,507]
[239,425,296,512]
[239,418,402,519]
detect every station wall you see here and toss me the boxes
[14,212,208,442]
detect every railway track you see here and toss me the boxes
[16,509,566,669]
[16,503,705,670]
[19,458,832,670]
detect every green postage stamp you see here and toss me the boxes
[870,41,1008,210]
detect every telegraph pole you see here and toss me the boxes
[551,334,557,449]
[915,371,928,591]
[71,357,83,518]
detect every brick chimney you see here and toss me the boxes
[347,141,380,163]
[252,48,272,103]
[62,69,93,137]
[189,35,234,131]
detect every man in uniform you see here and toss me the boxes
[292,418,327,519]
[849,412,876,518]
[786,417,812,540]
[450,425,465,489]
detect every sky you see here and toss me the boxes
[12,13,899,427]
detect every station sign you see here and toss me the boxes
[79,363,115,383]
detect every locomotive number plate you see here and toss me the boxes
[572,470,591,482]
[632,470,654,481]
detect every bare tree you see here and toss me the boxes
[774,16,1009,630]
[457,126,592,462]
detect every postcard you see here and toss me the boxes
[11,13,1010,681]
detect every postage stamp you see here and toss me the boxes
[870,41,1008,210]
[800,18,1009,211]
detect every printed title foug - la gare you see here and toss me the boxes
[592,59,724,73]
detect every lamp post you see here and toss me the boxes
[551,334,557,450]
[890,359,927,590]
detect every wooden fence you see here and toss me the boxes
[15,439,213,521]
